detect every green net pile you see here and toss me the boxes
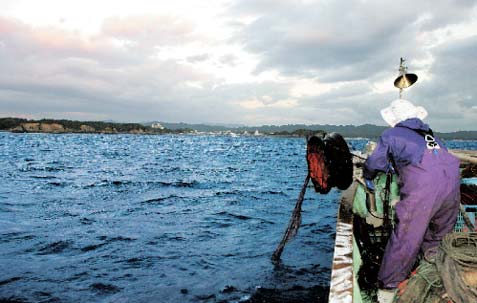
[393,260,448,303]
[394,233,477,303]
[436,232,477,303]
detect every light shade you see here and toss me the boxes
[394,73,418,89]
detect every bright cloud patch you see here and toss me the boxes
[237,97,298,109]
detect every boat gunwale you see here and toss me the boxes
[328,182,358,303]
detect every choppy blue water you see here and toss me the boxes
[0,133,475,303]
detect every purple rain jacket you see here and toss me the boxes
[363,118,447,179]
[363,117,461,288]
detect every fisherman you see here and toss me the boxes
[363,99,461,303]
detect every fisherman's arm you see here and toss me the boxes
[363,135,391,180]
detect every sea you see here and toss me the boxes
[1,133,476,303]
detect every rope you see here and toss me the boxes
[415,262,443,289]
[439,232,477,267]
[271,174,310,263]
[382,171,392,236]
[350,151,367,161]
[436,232,477,303]
[395,260,446,303]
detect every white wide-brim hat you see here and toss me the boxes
[380,99,428,127]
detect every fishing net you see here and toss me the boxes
[393,260,448,303]
[435,232,477,303]
[271,175,310,262]
[394,233,477,303]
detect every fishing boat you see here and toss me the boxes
[327,59,477,303]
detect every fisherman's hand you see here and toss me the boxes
[365,179,375,192]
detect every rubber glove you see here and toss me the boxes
[365,179,375,192]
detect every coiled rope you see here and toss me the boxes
[439,232,477,267]
[436,232,477,303]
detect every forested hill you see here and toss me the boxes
[156,122,477,140]
[0,118,189,134]
[1,117,476,139]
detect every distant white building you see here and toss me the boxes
[151,123,165,129]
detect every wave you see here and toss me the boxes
[210,211,275,225]
[47,181,66,187]
[1,232,35,243]
[79,236,135,253]
[214,211,253,221]
[82,179,200,189]
[30,175,56,179]
[79,217,95,225]
[154,233,187,242]
[242,285,330,303]
[81,243,106,252]
[0,277,22,286]
[115,256,162,269]
[141,195,179,204]
[19,165,67,172]
[89,283,121,295]
[37,240,74,255]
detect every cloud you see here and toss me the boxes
[236,96,297,110]
[0,14,287,125]
[0,1,476,131]
[0,16,218,121]
[219,54,239,66]
[101,15,198,48]
[220,0,477,130]
[228,0,476,81]
[414,34,477,130]
[187,53,210,63]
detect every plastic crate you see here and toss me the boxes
[454,205,477,232]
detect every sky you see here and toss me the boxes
[0,0,476,131]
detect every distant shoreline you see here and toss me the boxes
[0,117,181,135]
[1,117,477,140]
